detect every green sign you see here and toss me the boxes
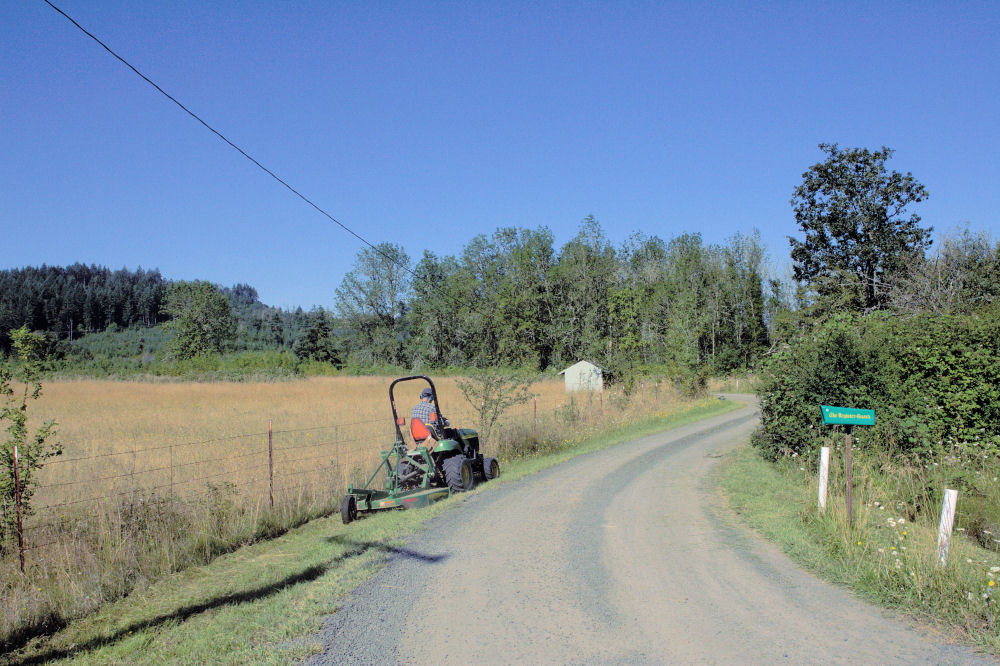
[821,405,875,426]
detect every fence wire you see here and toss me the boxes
[10,391,598,561]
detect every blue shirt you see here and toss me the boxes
[412,400,436,427]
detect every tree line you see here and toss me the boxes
[0,222,772,380]
[0,264,165,348]
[330,217,770,379]
[8,143,995,388]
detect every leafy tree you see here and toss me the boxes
[607,286,645,393]
[407,251,467,367]
[335,243,411,366]
[456,369,537,445]
[789,144,931,311]
[460,227,557,369]
[162,281,237,359]
[715,232,769,370]
[2,326,61,551]
[551,217,617,366]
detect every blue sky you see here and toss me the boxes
[3,1,997,309]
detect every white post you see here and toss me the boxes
[936,488,959,567]
[818,446,830,511]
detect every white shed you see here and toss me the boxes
[558,361,604,392]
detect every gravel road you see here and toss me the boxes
[305,398,991,665]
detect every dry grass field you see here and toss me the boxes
[28,376,576,508]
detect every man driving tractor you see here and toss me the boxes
[410,387,438,450]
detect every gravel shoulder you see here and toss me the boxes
[305,399,991,665]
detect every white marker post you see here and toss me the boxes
[936,488,959,567]
[818,446,830,511]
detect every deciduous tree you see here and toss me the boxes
[162,281,237,359]
[789,144,931,311]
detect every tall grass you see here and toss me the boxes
[1,376,695,650]
[723,441,1000,652]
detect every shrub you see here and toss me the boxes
[755,309,1000,459]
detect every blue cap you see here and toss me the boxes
[420,388,433,398]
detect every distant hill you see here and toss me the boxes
[0,264,311,357]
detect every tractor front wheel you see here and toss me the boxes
[443,456,475,493]
[341,495,357,524]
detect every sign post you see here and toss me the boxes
[820,405,876,529]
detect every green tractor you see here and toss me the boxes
[340,375,500,524]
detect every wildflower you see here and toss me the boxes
[991,581,996,588]
[897,518,906,524]
[969,592,975,600]
[878,548,885,553]
[857,541,862,546]
[902,531,907,536]
[991,567,1000,573]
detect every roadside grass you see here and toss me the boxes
[4,396,742,664]
[719,445,1000,655]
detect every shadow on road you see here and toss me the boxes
[325,535,449,564]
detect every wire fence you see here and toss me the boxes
[6,392,599,571]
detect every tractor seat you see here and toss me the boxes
[411,417,432,443]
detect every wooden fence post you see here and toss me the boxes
[844,425,854,528]
[936,488,959,567]
[818,446,830,512]
[13,445,25,574]
[268,419,274,509]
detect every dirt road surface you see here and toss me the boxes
[306,398,990,665]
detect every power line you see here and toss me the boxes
[41,0,504,343]
[41,0,415,281]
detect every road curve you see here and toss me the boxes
[306,398,990,665]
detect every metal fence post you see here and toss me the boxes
[268,420,274,509]
[13,445,25,574]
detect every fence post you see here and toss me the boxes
[936,488,959,567]
[13,445,25,574]
[268,420,274,509]
[818,446,830,512]
[844,425,854,528]
[169,442,174,497]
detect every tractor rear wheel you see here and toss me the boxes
[483,456,500,480]
[443,455,475,492]
[341,495,357,524]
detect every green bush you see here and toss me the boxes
[755,308,1000,459]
